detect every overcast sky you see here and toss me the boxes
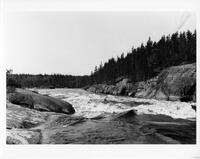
[4,12,196,75]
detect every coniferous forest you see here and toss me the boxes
[91,30,196,84]
[7,30,196,88]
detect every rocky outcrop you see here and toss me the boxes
[6,88,76,144]
[6,100,77,144]
[7,88,75,114]
[7,129,41,144]
[6,88,196,144]
[7,102,49,129]
[87,63,196,102]
[87,78,134,95]
[135,63,196,101]
[6,101,49,144]
[39,110,195,144]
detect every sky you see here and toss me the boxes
[4,12,196,75]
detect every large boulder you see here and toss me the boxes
[7,88,75,114]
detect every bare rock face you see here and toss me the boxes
[87,78,133,96]
[7,102,49,129]
[87,63,196,102]
[7,129,41,144]
[6,88,76,144]
[6,101,49,144]
[115,78,131,95]
[135,63,196,101]
[6,100,76,144]
[7,88,75,114]
[39,110,195,144]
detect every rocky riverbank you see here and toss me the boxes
[87,63,196,102]
[6,88,75,144]
[6,99,196,144]
[6,87,196,144]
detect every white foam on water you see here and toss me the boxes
[38,88,196,119]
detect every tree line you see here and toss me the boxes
[7,70,91,88]
[91,30,196,84]
[7,30,196,88]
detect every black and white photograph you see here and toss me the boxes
[1,0,200,158]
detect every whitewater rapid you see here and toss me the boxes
[37,88,196,120]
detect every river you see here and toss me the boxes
[35,88,196,144]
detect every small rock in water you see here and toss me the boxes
[191,104,196,111]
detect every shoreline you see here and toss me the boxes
[7,88,196,144]
[37,88,196,120]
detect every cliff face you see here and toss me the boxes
[87,63,196,102]
[135,63,196,101]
